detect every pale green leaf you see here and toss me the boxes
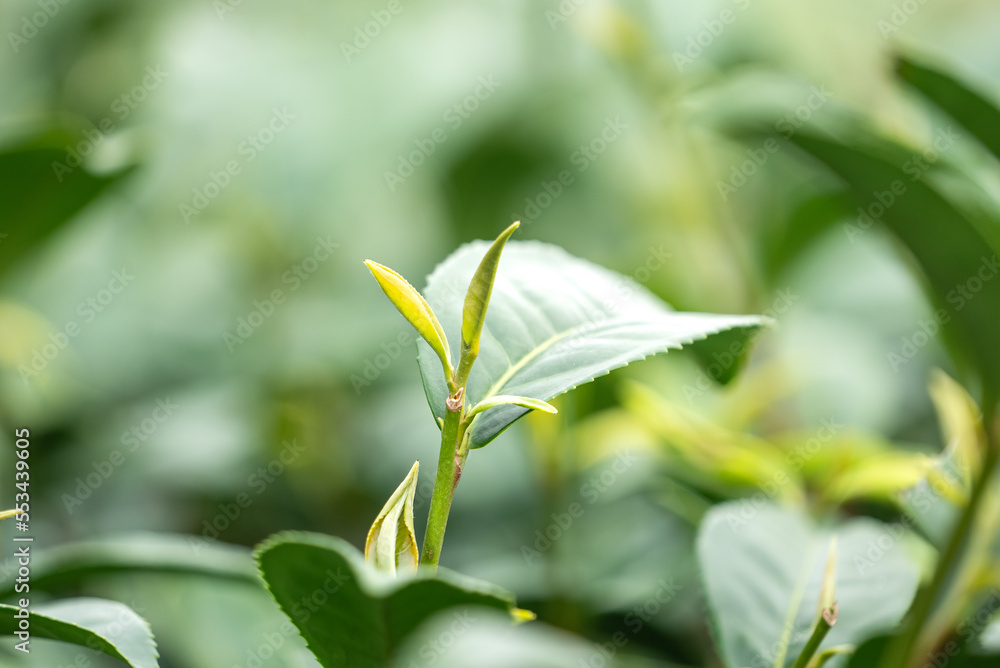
[365,260,453,381]
[365,460,419,575]
[392,610,607,668]
[467,394,557,419]
[417,241,767,448]
[784,129,1000,398]
[0,598,158,668]
[0,509,21,522]
[460,221,519,362]
[698,502,922,668]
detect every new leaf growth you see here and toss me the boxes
[364,260,456,392]
[455,221,519,388]
[365,461,420,575]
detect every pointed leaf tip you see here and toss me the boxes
[460,222,520,361]
[819,536,838,614]
[365,260,454,383]
[0,509,22,522]
[365,460,420,576]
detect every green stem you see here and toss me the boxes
[791,608,837,668]
[455,342,476,390]
[880,402,999,668]
[420,404,465,569]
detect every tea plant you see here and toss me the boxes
[250,221,764,665]
[0,510,159,667]
[3,50,1000,668]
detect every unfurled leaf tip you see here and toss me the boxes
[819,536,837,614]
[364,259,455,386]
[365,460,420,576]
[458,222,521,375]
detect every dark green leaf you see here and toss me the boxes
[0,533,257,599]
[787,129,1000,398]
[255,532,515,668]
[896,54,1000,161]
[761,191,853,284]
[0,138,133,279]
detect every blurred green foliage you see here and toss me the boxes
[4,0,1000,666]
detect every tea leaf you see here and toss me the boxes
[365,461,419,575]
[698,502,921,668]
[0,598,158,668]
[256,532,515,668]
[896,54,1000,160]
[459,221,519,370]
[418,241,767,448]
[365,260,454,383]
